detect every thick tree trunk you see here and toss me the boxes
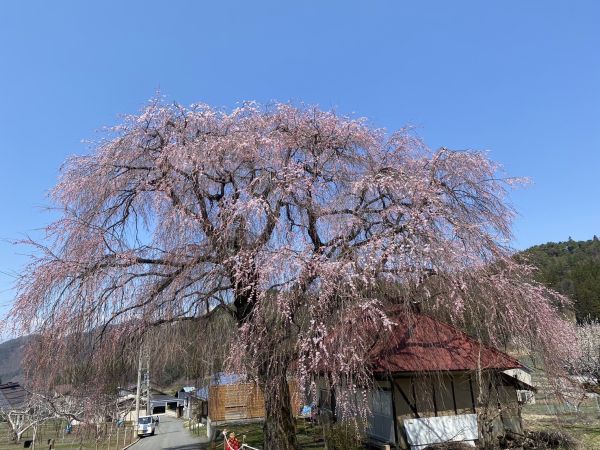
[234,274,298,449]
[260,373,298,450]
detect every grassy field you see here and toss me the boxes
[522,394,600,450]
[523,412,600,450]
[0,420,137,450]
[184,419,208,438]
[520,363,600,450]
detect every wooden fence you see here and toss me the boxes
[0,420,137,450]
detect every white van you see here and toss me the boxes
[136,416,155,437]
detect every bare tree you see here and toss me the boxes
[5,100,575,449]
[0,392,52,443]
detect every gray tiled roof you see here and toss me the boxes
[0,382,28,411]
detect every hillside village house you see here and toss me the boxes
[0,382,27,413]
[176,387,208,420]
[0,382,29,439]
[118,385,185,419]
[328,314,535,449]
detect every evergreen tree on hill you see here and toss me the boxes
[522,237,600,322]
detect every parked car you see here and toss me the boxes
[136,416,155,437]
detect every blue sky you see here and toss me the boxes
[0,1,598,317]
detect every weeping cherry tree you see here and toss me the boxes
[6,100,575,450]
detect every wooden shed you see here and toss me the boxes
[208,380,301,423]
[324,314,535,449]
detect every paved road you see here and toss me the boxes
[129,415,211,450]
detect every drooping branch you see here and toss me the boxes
[4,100,576,450]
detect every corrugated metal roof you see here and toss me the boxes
[371,314,521,373]
[0,382,28,410]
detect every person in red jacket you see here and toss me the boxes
[225,431,240,450]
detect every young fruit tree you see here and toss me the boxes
[5,100,574,449]
[568,320,600,390]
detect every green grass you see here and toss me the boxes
[523,411,600,449]
[520,363,600,449]
[217,419,331,450]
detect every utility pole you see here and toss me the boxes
[145,349,151,416]
[135,347,143,425]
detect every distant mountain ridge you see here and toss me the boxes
[521,236,600,322]
[0,335,28,383]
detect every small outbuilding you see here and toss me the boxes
[369,314,535,449]
[207,374,301,423]
[323,314,535,449]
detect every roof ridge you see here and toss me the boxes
[416,313,521,367]
[371,312,522,373]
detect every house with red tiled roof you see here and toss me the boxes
[321,314,535,450]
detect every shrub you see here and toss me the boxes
[498,430,578,449]
[423,443,477,450]
[323,422,365,450]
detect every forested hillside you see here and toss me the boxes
[522,236,600,322]
[0,335,28,382]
